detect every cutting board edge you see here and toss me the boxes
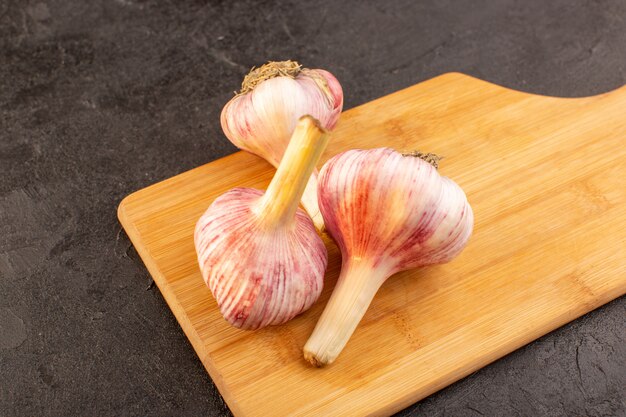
[428,72,626,100]
[376,289,626,417]
[117,201,247,417]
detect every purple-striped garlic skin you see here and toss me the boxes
[195,116,329,330]
[320,148,473,272]
[220,61,343,230]
[194,188,327,330]
[304,147,473,366]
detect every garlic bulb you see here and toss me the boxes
[303,148,473,366]
[195,116,329,330]
[221,60,343,230]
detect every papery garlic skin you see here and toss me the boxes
[220,61,343,230]
[321,148,473,269]
[195,116,329,330]
[304,148,473,365]
[195,188,326,330]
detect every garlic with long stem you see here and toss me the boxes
[221,60,343,230]
[195,116,329,330]
[303,148,473,366]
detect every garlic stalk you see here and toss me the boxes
[303,148,473,366]
[221,60,343,230]
[195,116,329,330]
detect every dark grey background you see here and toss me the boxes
[1,0,625,416]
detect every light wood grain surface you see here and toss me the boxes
[118,72,626,417]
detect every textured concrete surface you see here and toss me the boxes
[1,0,625,416]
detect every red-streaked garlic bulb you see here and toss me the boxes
[221,60,343,230]
[304,148,473,366]
[195,116,329,330]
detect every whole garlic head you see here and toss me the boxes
[196,116,329,330]
[195,188,326,330]
[220,61,343,230]
[304,147,473,366]
[320,148,473,272]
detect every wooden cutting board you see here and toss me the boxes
[118,73,626,417]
